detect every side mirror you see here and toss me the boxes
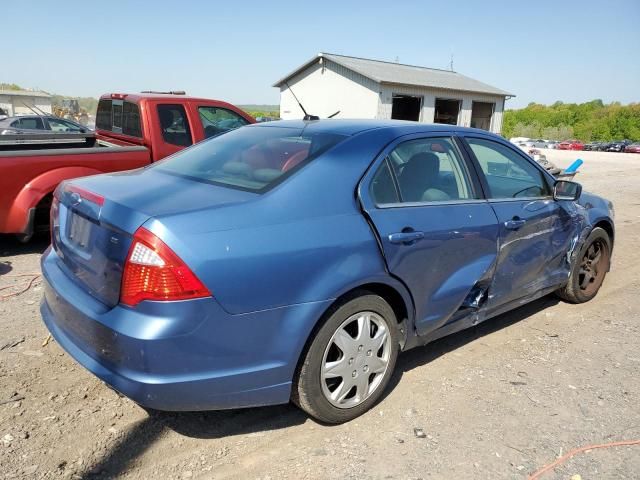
[554,180,582,201]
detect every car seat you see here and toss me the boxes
[399,152,450,202]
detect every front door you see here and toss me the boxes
[462,136,577,309]
[360,135,499,336]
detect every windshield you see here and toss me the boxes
[155,126,347,192]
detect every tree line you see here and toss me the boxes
[503,100,640,142]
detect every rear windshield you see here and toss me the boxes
[96,99,142,137]
[155,126,346,192]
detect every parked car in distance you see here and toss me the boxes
[0,107,8,121]
[41,120,615,424]
[559,139,584,150]
[624,142,640,153]
[0,92,254,241]
[584,141,605,151]
[0,115,90,135]
[606,140,632,152]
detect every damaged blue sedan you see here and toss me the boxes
[41,120,614,423]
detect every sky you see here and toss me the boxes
[3,0,639,109]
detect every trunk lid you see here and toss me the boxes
[53,185,146,308]
[52,169,257,308]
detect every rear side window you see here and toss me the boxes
[370,161,399,205]
[158,104,192,146]
[385,137,474,203]
[156,126,346,192]
[198,106,248,138]
[17,117,45,130]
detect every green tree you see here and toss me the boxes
[503,101,639,141]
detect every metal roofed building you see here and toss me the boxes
[0,89,52,118]
[273,53,514,134]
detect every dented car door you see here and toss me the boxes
[359,134,500,336]
[461,136,578,309]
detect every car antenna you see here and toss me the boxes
[21,100,46,117]
[328,111,340,118]
[284,81,319,121]
[31,104,49,116]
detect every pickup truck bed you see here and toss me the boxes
[0,133,150,238]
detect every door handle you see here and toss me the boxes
[388,230,425,245]
[504,218,526,230]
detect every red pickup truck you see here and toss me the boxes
[0,92,254,241]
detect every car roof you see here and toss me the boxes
[100,92,236,104]
[248,119,504,137]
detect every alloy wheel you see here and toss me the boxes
[578,239,609,296]
[320,311,391,409]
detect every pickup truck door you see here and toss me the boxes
[460,136,577,309]
[153,103,194,160]
[359,134,500,337]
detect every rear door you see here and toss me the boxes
[461,136,576,309]
[359,134,500,336]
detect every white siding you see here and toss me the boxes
[377,84,505,134]
[279,59,379,120]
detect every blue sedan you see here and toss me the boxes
[41,120,614,423]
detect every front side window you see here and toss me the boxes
[379,137,473,203]
[466,138,550,199]
[158,104,192,146]
[198,106,249,139]
[48,118,83,132]
[156,126,346,192]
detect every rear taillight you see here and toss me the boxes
[50,195,60,244]
[120,228,211,306]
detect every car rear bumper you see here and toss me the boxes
[40,246,332,411]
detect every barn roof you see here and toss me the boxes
[273,53,514,97]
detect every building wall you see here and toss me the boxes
[0,94,52,116]
[377,84,505,134]
[279,59,379,120]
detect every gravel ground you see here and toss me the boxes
[1,150,639,479]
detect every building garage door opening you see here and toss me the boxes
[391,95,422,121]
[470,101,494,131]
[434,98,461,125]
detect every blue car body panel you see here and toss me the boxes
[40,120,614,411]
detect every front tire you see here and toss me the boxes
[292,293,399,424]
[557,227,611,303]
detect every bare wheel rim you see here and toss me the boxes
[578,238,609,295]
[320,311,391,409]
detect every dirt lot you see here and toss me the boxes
[1,150,639,480]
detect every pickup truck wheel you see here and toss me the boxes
[557,227,611,303]
[292,293,399,424]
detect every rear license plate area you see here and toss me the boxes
[68,213,92,248]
